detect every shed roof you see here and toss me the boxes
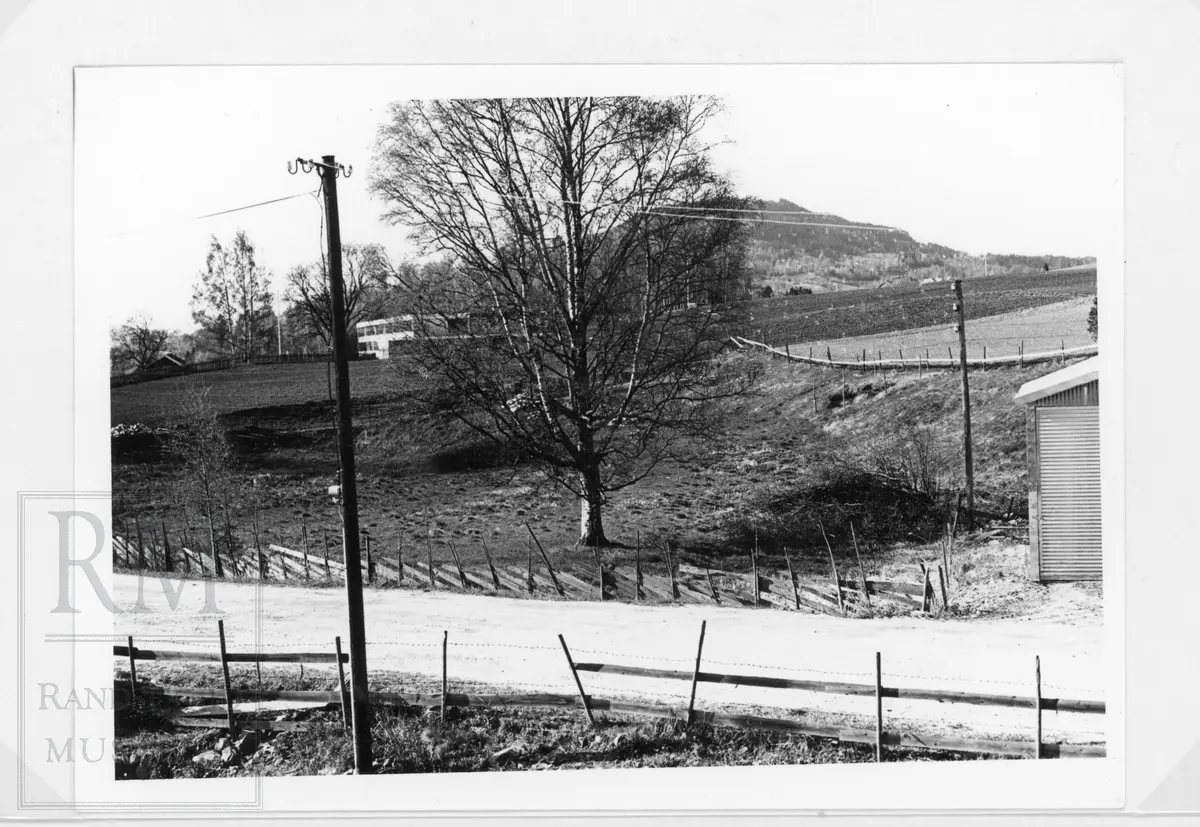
[1014,355,1099,406]
[149,352,186,368]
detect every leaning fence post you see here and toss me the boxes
[687,620,708,725]
[302,520,311,582]
[751,533,760,608]
[784,548,800,610]
[217,619,237,735]
[335,636,349,731]
[526,523,563,595]
[322,527,333,581]
[875,651,884,762]
[396,535,403,584]
[441,630,449,723]
[1034,655,1042,760]
[160,518,173,573]
[126,635,138,705]
[851,523,871,610]
[134,514,146,570]
[481,537,500,590]
[558,634,595,727]
[818,521,845,614]
[665,543,679,601]
[635,531,643,602]
[591,545,604,601]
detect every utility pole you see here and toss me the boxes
[289,154,373,772]
[952,280,975,529]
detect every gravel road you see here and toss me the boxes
[114,574,1106,744]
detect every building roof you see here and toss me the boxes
[1014,355,1099,406]
[148,352,186,368]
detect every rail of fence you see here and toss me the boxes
[113,620,1106,761]
[111,533,951,616]
[733,336,1097,372]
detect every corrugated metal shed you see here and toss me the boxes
[1015,356,1101,583]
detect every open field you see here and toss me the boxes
[110,351,1099,622]
[738,267,1096,348]
[791,296,1095,362]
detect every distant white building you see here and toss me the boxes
[355,316,415,359]
[354,314,472,359]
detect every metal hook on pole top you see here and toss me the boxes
[288,156,353,179]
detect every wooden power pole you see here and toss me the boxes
[952,280,975,529]
[291,154,373,772]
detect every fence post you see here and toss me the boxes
[687,620,708,725]
[300,520,311,582]
[396,535,403,584]
[427,512,436,590]
[217,619,237,735]
[161,519,172,573]
[751,533,760,608]
[180,528,192,575]
[558,634,595,727]
[1034,655,1042,759]
[126,635,138,705]
[920,563,933,613]
[818,521,845,614]
[851,522,871,610]
[448,541,468,590]
[441,630,449,723]
[937,564,949,613]
[134,515,146,570]
[591,545,603,601]
[335,636,349,730]
[784,548,800,610]
[481,537,500,590]
[665,543,679,601]
[526,523,563,595]
[875,651,884,762]
[366,534,375,584]
[635,531,643,602]
[323,527,333,581]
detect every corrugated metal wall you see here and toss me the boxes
[1036,407,1102,581]
[1037,380,1099,408]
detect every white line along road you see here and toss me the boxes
[113,574,1106,745]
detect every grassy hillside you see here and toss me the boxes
[738,267,1096,347]
[111,348,1059,581]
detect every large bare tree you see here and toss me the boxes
[110,313,172,373]
[370,96,754,546]
[283,243,395,347]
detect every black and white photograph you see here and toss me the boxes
[83,63,1123,782]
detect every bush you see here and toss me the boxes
[758,285,774,299]
[1087,297,1098,342]
[724,465,955,555]
[786,286,813,296]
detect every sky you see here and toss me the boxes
[75,64,1123,333]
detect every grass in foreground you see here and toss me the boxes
[113,665,998,779]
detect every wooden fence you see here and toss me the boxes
[114,620,1105,761]
[112,533,944,616]
[733,336,1097,372]
[110,352,355,388]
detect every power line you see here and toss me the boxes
[194,190,318,220]
[490,189,902,231]
[107,189,319,238]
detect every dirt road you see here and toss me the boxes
[113,575,1106,744]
